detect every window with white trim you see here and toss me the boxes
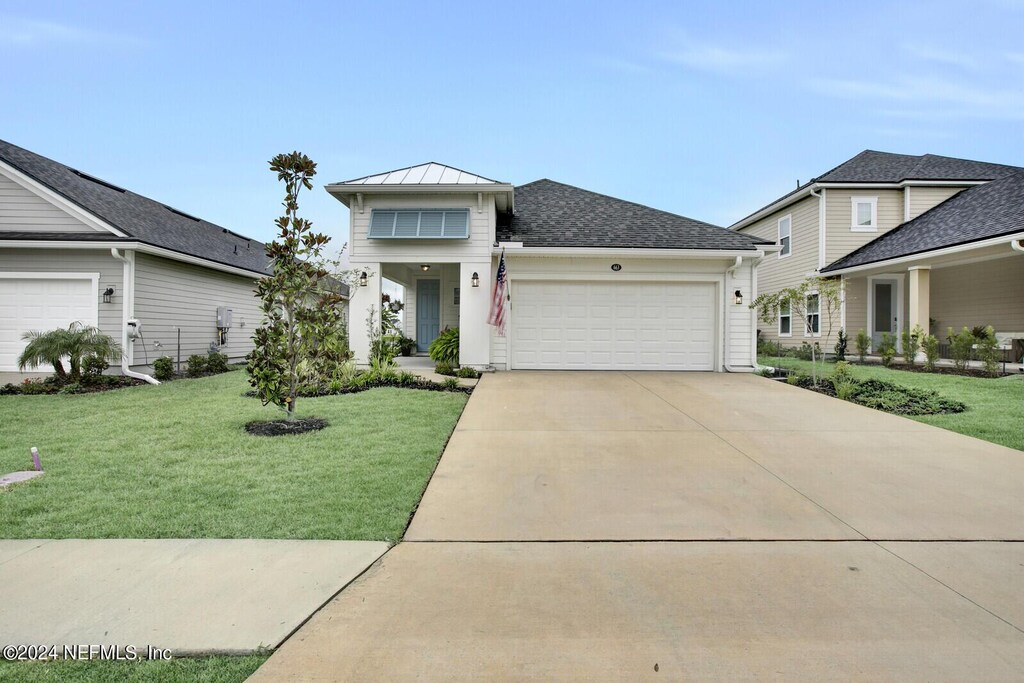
[805,293,820,336]
[851,197,877,231]
[778,214,792,257]
[779,300,792,337]
[368,209,470,239]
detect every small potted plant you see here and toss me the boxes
[399,335,417,357]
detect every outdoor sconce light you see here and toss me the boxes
[359,271,368,287]
[471,272,480,287]
[102,286,115,303]
[734,289,743,305]
[420,264,430,272]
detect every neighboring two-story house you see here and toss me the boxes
[327,163,773,372]
[731,151,1024,356]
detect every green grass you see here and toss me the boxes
[0,655,266,683]
[0,371,467,540]
[760,356,1024,450]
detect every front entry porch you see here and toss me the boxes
[348,260,493,369]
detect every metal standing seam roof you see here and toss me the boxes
[822,171,1024,272]
[0,138,273,275]
[330,162,506,186]
[499,179,772,251]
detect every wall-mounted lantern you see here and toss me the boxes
[359,271,368,287]
[734,289,743,305]
[102,286,115,303]
[471,272,480,287]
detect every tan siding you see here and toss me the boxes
[844,276,869,343]
[350,194,494,262]
[741,196,821,347]
[825,189,903,264]
[0,248,123,340]
[931,257,1024,334]
[133,253,263,365]
[907,186,968,220]
[0,175,95,232]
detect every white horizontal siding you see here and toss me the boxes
[0,175,96,232]
[133,253,263,364]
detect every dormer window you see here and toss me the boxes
[851,197,878,231]
[368,209,470,239]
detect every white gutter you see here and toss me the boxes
[110,248,159,385]
[1012,239,1024,254]
[822,231,1024,276]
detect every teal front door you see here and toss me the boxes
[416,280,440,353]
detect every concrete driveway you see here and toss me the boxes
[251,372,1024,681]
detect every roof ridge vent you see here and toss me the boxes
[163,204,200,221]
[70,169,126,193]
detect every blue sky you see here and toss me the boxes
[2,0,1023,253]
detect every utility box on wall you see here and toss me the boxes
[217,306,233,328]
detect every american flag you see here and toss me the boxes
[487,250,508,336]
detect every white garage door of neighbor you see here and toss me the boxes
[511,280,716,370]
[0,277,98,371]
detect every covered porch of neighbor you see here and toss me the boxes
[347,259,493,369]
[843,241,1024,361]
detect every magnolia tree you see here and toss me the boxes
[750,276,842,386]
[247,152,353,421]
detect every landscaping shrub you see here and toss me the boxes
[81,355,109,383]
[442,377,460,390]
[797,376,966,416]
[17,322,122,383]
[186,355,208,377]
[434,361,454,376]
[456,366,481,379]
[757,338,786,356]
[831,361,857,401]
[922,334,940,371]
[947,327,975,371]
[834,328,847,362]
[974,325,1001,377]
[855,329,870,362]
[794,342,816,362]
[59,382,84,395]
[153,356,174,381]
[901,327,921,367]
[206,351,230,374]
[878,332,897,367]
[428,327,459,366]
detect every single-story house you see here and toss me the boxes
[0,139,288,381]
[328,163,774,371]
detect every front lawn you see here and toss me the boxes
[0,371,467,540]
[0,655,266,683]
[760,357,1024,451]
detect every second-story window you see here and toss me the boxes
[778,214,792,258]
[851,197,878,231]
[368,209,470,239]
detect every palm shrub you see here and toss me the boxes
[922,334,940,371]
[17,322,121,382]
[429,327,460,367]
[855,329,870,363]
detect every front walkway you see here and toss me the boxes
[0,539,387,654]
[251,372,1024,680]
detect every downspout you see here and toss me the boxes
[748,250,773,374]
[724,255,757,373]
[110,248,159,385]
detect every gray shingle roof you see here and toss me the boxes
[822,172,1024,272]
[0,139,272,275]
[499,179,770,250]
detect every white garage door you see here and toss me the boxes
[0,276,98,371]
[511,280,716,370]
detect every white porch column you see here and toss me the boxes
[908,265,930,360]
[458,260,492,369]
[348,262,380,365]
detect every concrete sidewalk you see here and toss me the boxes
[0,539,387,654]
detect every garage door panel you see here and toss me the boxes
[0,277,97,371]
[512,280,716,371]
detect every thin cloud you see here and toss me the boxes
[658,40,787,75]
[902,44,979,70]
[0,17,145,48]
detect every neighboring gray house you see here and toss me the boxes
[732,151,1024,355]
[0,139,279,379]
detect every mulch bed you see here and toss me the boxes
[243,378,473,400]
[873,363,1014,379]
[245,417,329,437]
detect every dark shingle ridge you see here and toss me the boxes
[822,171,1024,272]
[501,179,771,250]
[0,138,271,275]
[732,150,1023,229]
